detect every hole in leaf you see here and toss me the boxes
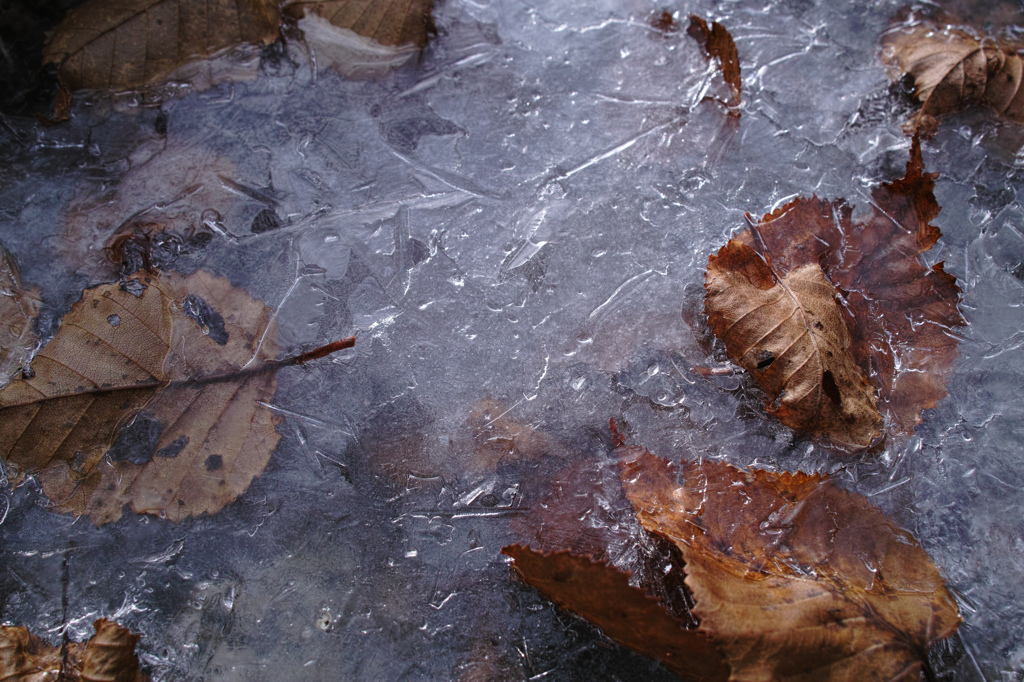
[756,350,775,370]
[822,370,842,407]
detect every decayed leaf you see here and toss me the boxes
[0,245,39,389]
[42,0,281,91]
[503,545,729,682]
[0,619,146,682]
[688,15,741,113]
[882,20,1024,130]
[283,0,435,79]
[618,442,960,681]
[705,137,963,449]
[0,269,352,525]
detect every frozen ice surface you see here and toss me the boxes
[1,0,1024,679]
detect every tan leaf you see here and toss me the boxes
[503,545,729,682]
[42,0,281,91]
[0,245,39,389]
[0,270,295,525]
[283,0,435,48]
[882,20,1024,129]
[705,240,881,448]
[0,619,146,682]
[705,137,963,449]
[618,443,960,682]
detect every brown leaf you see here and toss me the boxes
[704,137,963,449]
[0,245,39,389]
[0,619,146,682]
[0,270,351,525]
[503,545,729,682]
[618,443,961,681]
[882,20,1024,130]
[284,0,435,48]
[688,15,741,113]
[42,0,281,91]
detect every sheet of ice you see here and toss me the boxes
[1,0,1023,679]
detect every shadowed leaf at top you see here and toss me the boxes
[704,137,963,450]
[0,269,353,525]
[882,19,1024,132]
[42,0,281,91]
[617,440,961,681]
[0,618,147,682]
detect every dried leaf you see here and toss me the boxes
[283,0,435,79]
[0,619,146,682]
[0,245,39,389]
[0,269,352,524]
[688,15,741,112]
[882,20,1024,130]
[42,0,281,91]
[705,137,963,448]
[618,443,960,682]
[503,545,729,682]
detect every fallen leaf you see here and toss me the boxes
[705,137,963,449]
[503,545,729,682]
[0,618,147,682]
[882,20,1024,131]
[688,15,741,113]
[618,440,961,681]
[283,0,435,79]
[0,269,353,524]
[42,0,281,91]
[0,245,39,389]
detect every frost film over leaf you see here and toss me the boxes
[42,0,281,90]
[882,19,1024,130]
[0,270,284,525]
[704,138,963,449]
[0,245,39,389]
[617,442,960,682]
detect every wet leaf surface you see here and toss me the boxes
[0,618,146,682]
[0,269,352,524]
[42,0,281,91]
[704,138,964,449]
[882,19,1024,131]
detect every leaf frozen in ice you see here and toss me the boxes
[0,268,353,525]
[0,618,147,682]
[704,137,964,449]
[0,245,39,389]
[688,15,741,113]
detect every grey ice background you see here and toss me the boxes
[2,0,1024,679]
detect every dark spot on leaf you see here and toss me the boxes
[251,208,282,234]
[154,111,167,135]
[822,371,842,407]
[182,295,229,345]
[21,365,34,379]
[157,436,189,458]
[756,350,775,370]
[108,414,163,465]
[205,455,223,471]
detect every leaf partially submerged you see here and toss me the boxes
[0,269,353,524]
[704,138,963,449]
[0,245,39,389]
[0,618,147,682]
[42,0,281,91]
[688,15,741,113]
[618,441,960,681]
[882,19,1024,131]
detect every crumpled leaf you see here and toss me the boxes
[0,245,39,389]
[688,15,741,113]
[0,269,352,525]
[881,19,1024,131]
[0,618,147,682]
[618,441,961,682]
[503,545,729,682]
[704,137,963,449]
[283,0,434,78]
[42,0,281,91]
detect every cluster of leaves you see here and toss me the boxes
[0,618,147,681]
[504,423,960,681]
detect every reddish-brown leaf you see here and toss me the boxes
[688,15,741,113]
[705,137,963,448]
[618,441,960,681]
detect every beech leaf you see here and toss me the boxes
[881,20,1024,130]
[0,269,353,525]
[0,618,146,682]
[42,0,281,91]
[0,245,39,389]
[704,137,963,449]
[617,441,961,682]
